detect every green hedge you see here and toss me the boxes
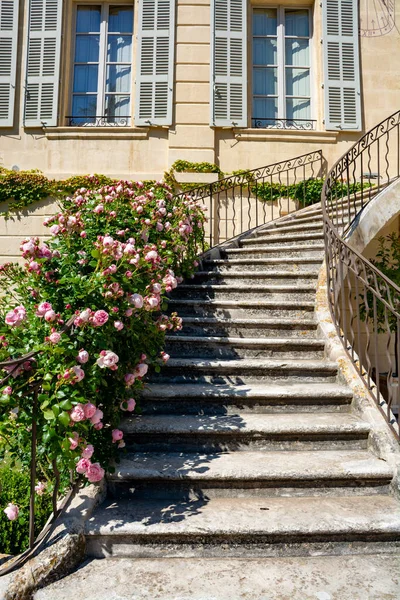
[0,466,52,555]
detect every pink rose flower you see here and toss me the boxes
[2,386,12,396]
[44,309,57,322]
[72,365,85,382]
[146,295,160,309]
[76,458,91,474]
[114,321,124,331]
[69,432,79,450]
[92,310,109,327]
[120,398,136,412]
[90,408,103,425]
[84,403,97,419]
[124,373,135,387]
[161,352,170,363]
[128,293,143,309]
[85,462,105,483]
[125,308,133,317]
[81,444,94,459]
[77,349,89,364]
[5,305,26,327]
[152,283,162,294]
[4,503,19,521]
[49,332,61,344]
[145,250,158,262]
[35,481,46,496]
[112,429,124,443]
[36,302,52,316]
[21,240,35,254]
[94,204,104,214]
[134,363,148,378]
[93,422,103,430]
[50,224,60,235]
[70,404,86,422]
[96,350,119,369]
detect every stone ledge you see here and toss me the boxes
[44,127,150,140]
[1,481,106,600]
[232,128,339,143]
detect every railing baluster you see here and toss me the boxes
[321,109,400,440]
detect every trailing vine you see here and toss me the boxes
[164,160,224,193]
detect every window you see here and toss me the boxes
[252,7,313,129]
[70,4,134,126]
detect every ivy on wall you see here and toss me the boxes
[0,169,156,217]
[164,160,224,193]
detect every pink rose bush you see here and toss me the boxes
[0,179,205,499]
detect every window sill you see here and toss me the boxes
[232,128,340,143]
[44,127,150,140]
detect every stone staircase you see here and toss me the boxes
[35,202,400,599]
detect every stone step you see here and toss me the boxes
[107,449,393,499]
[193,270,319,285]
[241,231,324,246]
[33,554,400,600]
[85,495,400,559]
[202,258,321,273]
[170,284,317,302]
[177,316,318,338]
[165,336,325,360]
[149,358,338,384]
[167,298,316,319]
[121,413,370,452]
[140,382,354,415]
[257,221,323,235]
[226,244,325,259]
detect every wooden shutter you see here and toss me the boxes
[211,0,247,127]
[0,0,18,127]
[24,0,62,127]
[323,0,361,131]
[134,0,175,126]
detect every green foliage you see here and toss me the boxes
[0,169,157,217]
[164,160,224,193]
[0,169,54,214]
[0,466,52,554]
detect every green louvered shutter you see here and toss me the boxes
[135,0,175,126]
[323,0,362,131]
[0,0,19,127]
[211,0,247,127]
[24,0,63,127]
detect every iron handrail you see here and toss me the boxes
[321,109,400,439]
[174,150,324,250]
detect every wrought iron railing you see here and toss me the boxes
[251,118,316,130]
[175,150,324,250]
[66,116,130,127]
[322,109,400,439]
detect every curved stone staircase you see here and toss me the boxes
[35,202,400,599]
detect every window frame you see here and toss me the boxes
[251,4,314,129]
[69,1,134,126]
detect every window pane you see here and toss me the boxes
[285,39,309,66]
[106,65,131,93]
[76,6,101,33]
[253,38,277,66]
[253,68,277,95]
[73,65,98,93]
[72,95,97,118]
[108,6,133,33]
[75,35,100,62]
[107,35,132,62]
[285,10,309,37]
[105,94,130,117]
[286,98,311,120]
[253,97,278,120]
[253,8,277,36]
[285,68,310,96]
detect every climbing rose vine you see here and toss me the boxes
[0,180,205,508]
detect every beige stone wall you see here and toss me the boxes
[0,0,399,179]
